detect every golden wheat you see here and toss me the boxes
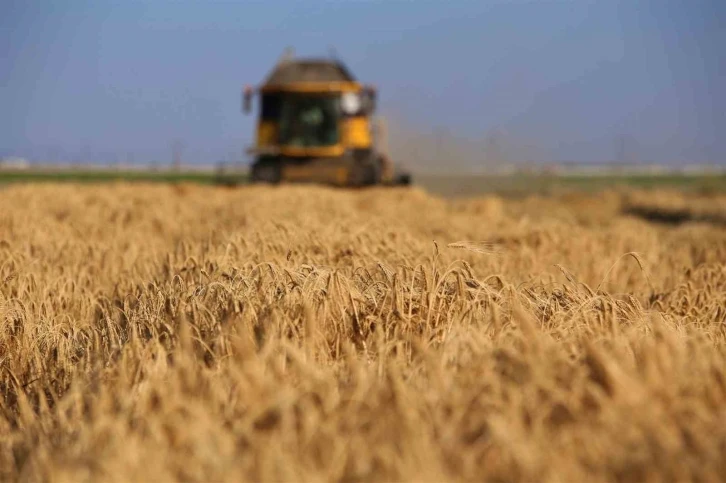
[1,183,726,482]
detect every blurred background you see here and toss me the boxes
[1,0,724,178]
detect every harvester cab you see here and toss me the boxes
[241,50,411,187]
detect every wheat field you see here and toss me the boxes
[1,183,726,482]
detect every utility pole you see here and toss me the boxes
[615,133,640,167]
[616,134,626,165]
[81,144,91,167]
[172,139,184,171]
[434,127,445,167]
[485,129,502,165]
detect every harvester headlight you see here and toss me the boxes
[341,92,361,115]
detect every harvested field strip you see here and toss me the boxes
[621,189,726,226]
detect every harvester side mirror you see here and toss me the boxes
[242,85,253,114]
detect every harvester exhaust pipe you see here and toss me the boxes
[279,46,295,63]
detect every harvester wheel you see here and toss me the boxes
[250,159,282,184]
[348,160,380,187]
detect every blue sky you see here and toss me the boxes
[2,0,724,167]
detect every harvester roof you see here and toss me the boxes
[262,58,357,86]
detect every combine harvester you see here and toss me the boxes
[223,49,411,187]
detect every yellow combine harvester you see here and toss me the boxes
[240,51,411,187]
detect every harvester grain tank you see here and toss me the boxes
[241,51,411,187]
